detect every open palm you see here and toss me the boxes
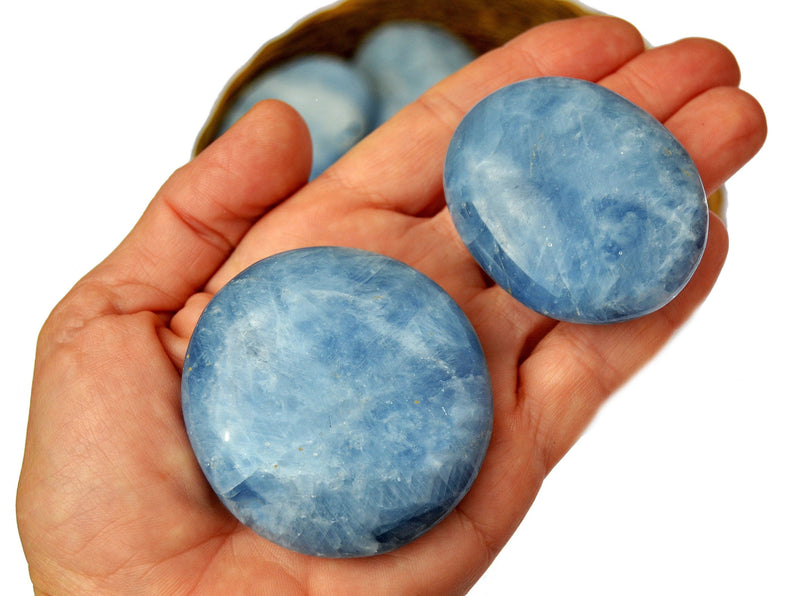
[18,16,765,595]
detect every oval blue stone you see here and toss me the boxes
[444,77,708,324]
[182,247,492,557]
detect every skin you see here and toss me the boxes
[17,16,766,595]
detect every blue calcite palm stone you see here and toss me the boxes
[444,77,708,324]
[182,247,492,557]
[218,55,375,180]
[354,21,476,125]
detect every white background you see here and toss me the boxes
[2,1,796,593]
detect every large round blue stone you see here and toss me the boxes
[182,247,492,557]
[444,77,708,324]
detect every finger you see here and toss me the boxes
[518,214,729,474]
[317,16,646,216]
[600,37,740,121]
[81,100,312,315]
[664,86,767,194]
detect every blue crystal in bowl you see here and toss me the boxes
[218,55,375,180]
[354,21,476,125]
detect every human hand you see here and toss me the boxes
[17,16,766,594]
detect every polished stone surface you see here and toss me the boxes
[182,247,492,557]
[354,21,475,125]
[444,77,708,324]
[218,55,375,180]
